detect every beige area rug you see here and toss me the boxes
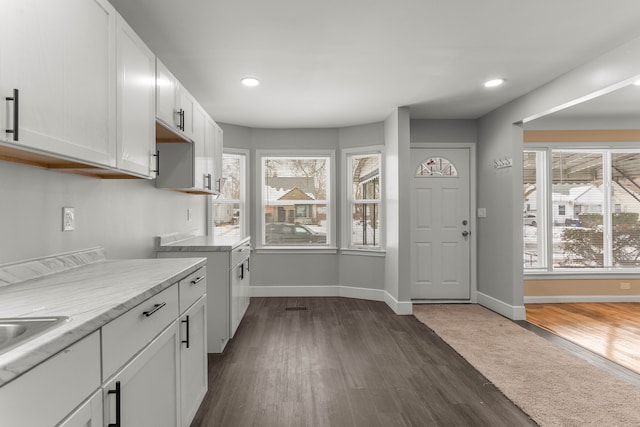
[413,304,640,427]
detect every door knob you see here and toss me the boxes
[462,230,470,237]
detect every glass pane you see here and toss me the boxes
[523,151,541,268]
[611,153,640,267]
[352,155,380,200]
[415,157,458,177]
[219,155,241,200]
[264,158,328,202]
[213,203,241,238]
[351,203,380,247]
[264,203,327,245]
[552,151,603,268]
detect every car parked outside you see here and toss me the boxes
[524,214,537,227]
[265,223,327,245]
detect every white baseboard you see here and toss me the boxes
[525,295,640,303]
[249,285,413,315]
[383,291,413,315]
[477,292,527,320]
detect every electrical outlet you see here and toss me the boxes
[620,282,631,290]
[62,207,75,231]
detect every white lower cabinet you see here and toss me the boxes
[0,331,101,427]
[58,390,103,427]
[103,322,181,427]
[180,295,208,426]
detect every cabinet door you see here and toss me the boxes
[230,262,243,338]
[192,105,208,190]
[103,322,181,427]
[0,0,116,166]
[57,390,103,427]
[206,118,224,194]
[156,58,178,130]
[116,14,156,178]
[177,87,196,139]
[180,295,208,427]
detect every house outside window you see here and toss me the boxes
[259,151,334,247]
[523,148,640,271]
[343,147,383,250]
[212,150,247,239]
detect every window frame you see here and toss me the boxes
[524,142,640,275]
[341,145,385,253]
[256,149,336,252]
[210,148,249,239]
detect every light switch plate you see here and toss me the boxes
[477,208,487,218]
[62,207,75,231]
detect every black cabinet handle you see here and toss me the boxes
[142,302,166,317]
[240,263,244,280]
[179,109,185,131]
[152,149,160,176]
[191,276,204,285]
[5,89,18,141]
[108,381,121,427]
[206,174,212,190]
[182,315,190,348]
[246,258,250,272]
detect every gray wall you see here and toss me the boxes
[0,160,206,264]
[411,119,477,143]
[220,122,387,292]
[475,34,640,317]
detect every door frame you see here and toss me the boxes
[410,142,477,303]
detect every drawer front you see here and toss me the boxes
[179,266,206,313]
[231,243,251,268]
[102,284,179,380]
[0,331,100,427]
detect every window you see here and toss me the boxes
[212,151,247,239]
[259,151,333,247]
[344,148,382,249]
[523,148,640,271]
[415,157,458,177]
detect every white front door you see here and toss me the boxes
[410,148,471,300]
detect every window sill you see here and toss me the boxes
[340,248,386,257]
[525,269,640,280]
[255,246,338,255]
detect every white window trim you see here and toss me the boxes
[209,148,249,239]
[524,142,640,274]
[341,145,385,252]
[256,149,336,250]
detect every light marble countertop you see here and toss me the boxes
[0,251,206,387]
[156,232,250,252]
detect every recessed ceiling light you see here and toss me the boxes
[633,79,640,86]
[484,78,505,88]
[241,77,260,87]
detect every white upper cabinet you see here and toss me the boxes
[116,15,156,178]
[0,0,117,167]
[206,117,224,194]
[155,58,179,133]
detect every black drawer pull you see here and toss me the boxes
[191,276,205,285]
[143,302,166,317]
[108,381,121,427]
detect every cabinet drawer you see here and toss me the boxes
[231,244,251,268]
[179,267,206,313]
[0,331,100,427]
[102,284,179,380]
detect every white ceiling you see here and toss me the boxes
[108,0,640,129]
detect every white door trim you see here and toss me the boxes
[410,142,477,303]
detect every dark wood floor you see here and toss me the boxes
[525,302,640,375]
[191,297,536,427]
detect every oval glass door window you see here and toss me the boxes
[415,157,458,177]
